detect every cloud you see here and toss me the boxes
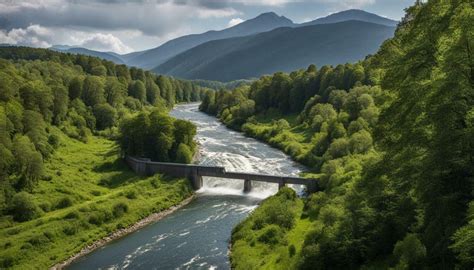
[0,24,132,53]
[0,0,237,36]
[0,24,53,47]
[228,18,244,27]
[81,33,133,53]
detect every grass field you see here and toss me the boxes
[0,129,193,269]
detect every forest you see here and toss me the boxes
[0,47,204,268]
[201,1,474,269]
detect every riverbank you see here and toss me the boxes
[51,195,195,269]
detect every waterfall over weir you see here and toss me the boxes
[67,103,305,270]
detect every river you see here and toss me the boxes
[67,103,305,270]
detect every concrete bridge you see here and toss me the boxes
[125,156,319,193]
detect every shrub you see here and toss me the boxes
[175,143,193,164]
[28,234,50,246]
[43,231,55,240]
[88,209,114,225]
[21,243,33,250]
[90,190,101,196]
[64,211,79,219]
[10,192,41,222]
[63,225,78,235]
[150,178,159,188]
[48,134,60,148]
[0,255,14,268]
[277,187,297,201]
[55,197,73,209]
[125,190,137,199]
[39,202,51,212]
[113,202,129,218]
[257,225,283,245]
[289,244,296,257]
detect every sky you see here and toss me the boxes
[0,0,415,54]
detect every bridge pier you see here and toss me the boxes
[243,179,252,193]
[191,168,203,190]
[278,180,286,190]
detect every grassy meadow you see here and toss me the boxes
[0,129,193,269]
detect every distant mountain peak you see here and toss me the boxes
[303,9,398,27]
[249,12,293,24]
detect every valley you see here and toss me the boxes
[0,1,473,269]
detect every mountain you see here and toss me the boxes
[301,9,398,27]
[153,20,395,82]
[50,45,125,64]
[126,12,294,69]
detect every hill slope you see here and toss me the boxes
[153,20,395,81]
[126,12,294,69]
[301,9,398,27]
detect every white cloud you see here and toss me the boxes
[227,18,244,27]
[81,33,133,54]
[0,24,53,47]
[0,24,133,53]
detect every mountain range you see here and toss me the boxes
[51,9,398,81]
[154,20,395,81]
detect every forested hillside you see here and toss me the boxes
[201,1,473,268]
[0,47,205,268]
[154,20,395,81]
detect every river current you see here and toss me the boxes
[67,103,304,270]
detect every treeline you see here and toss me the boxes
[0,47,204,218]
[120,110,196,163]
[209,1,474,269]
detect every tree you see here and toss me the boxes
[19,80,53,122]
[173,119,196,147]
[10,192,41,221]
[393,234,427,269]
[68,76,83,100]
[128,80,146,103]
[176,143,193,163]
[93,103,117,130]
[52,85,69,124]
[104,78,126,107]
[82,76,105,106]
[12,136,44,190]
[145,79,160,105]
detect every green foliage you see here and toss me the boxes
[226,2,473,269]
[176,143,193,164]
[112,202,129,218]
[0,46,206,206]
[93,103,117,130]
[10,192,41,222]
[55,197,73,209]
[119,110,196,163]
[393,234,426,270]
[0,134,193,269]
[257,225,284,245]
[0,47,204,268]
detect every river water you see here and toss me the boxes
[67,103,304,270]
